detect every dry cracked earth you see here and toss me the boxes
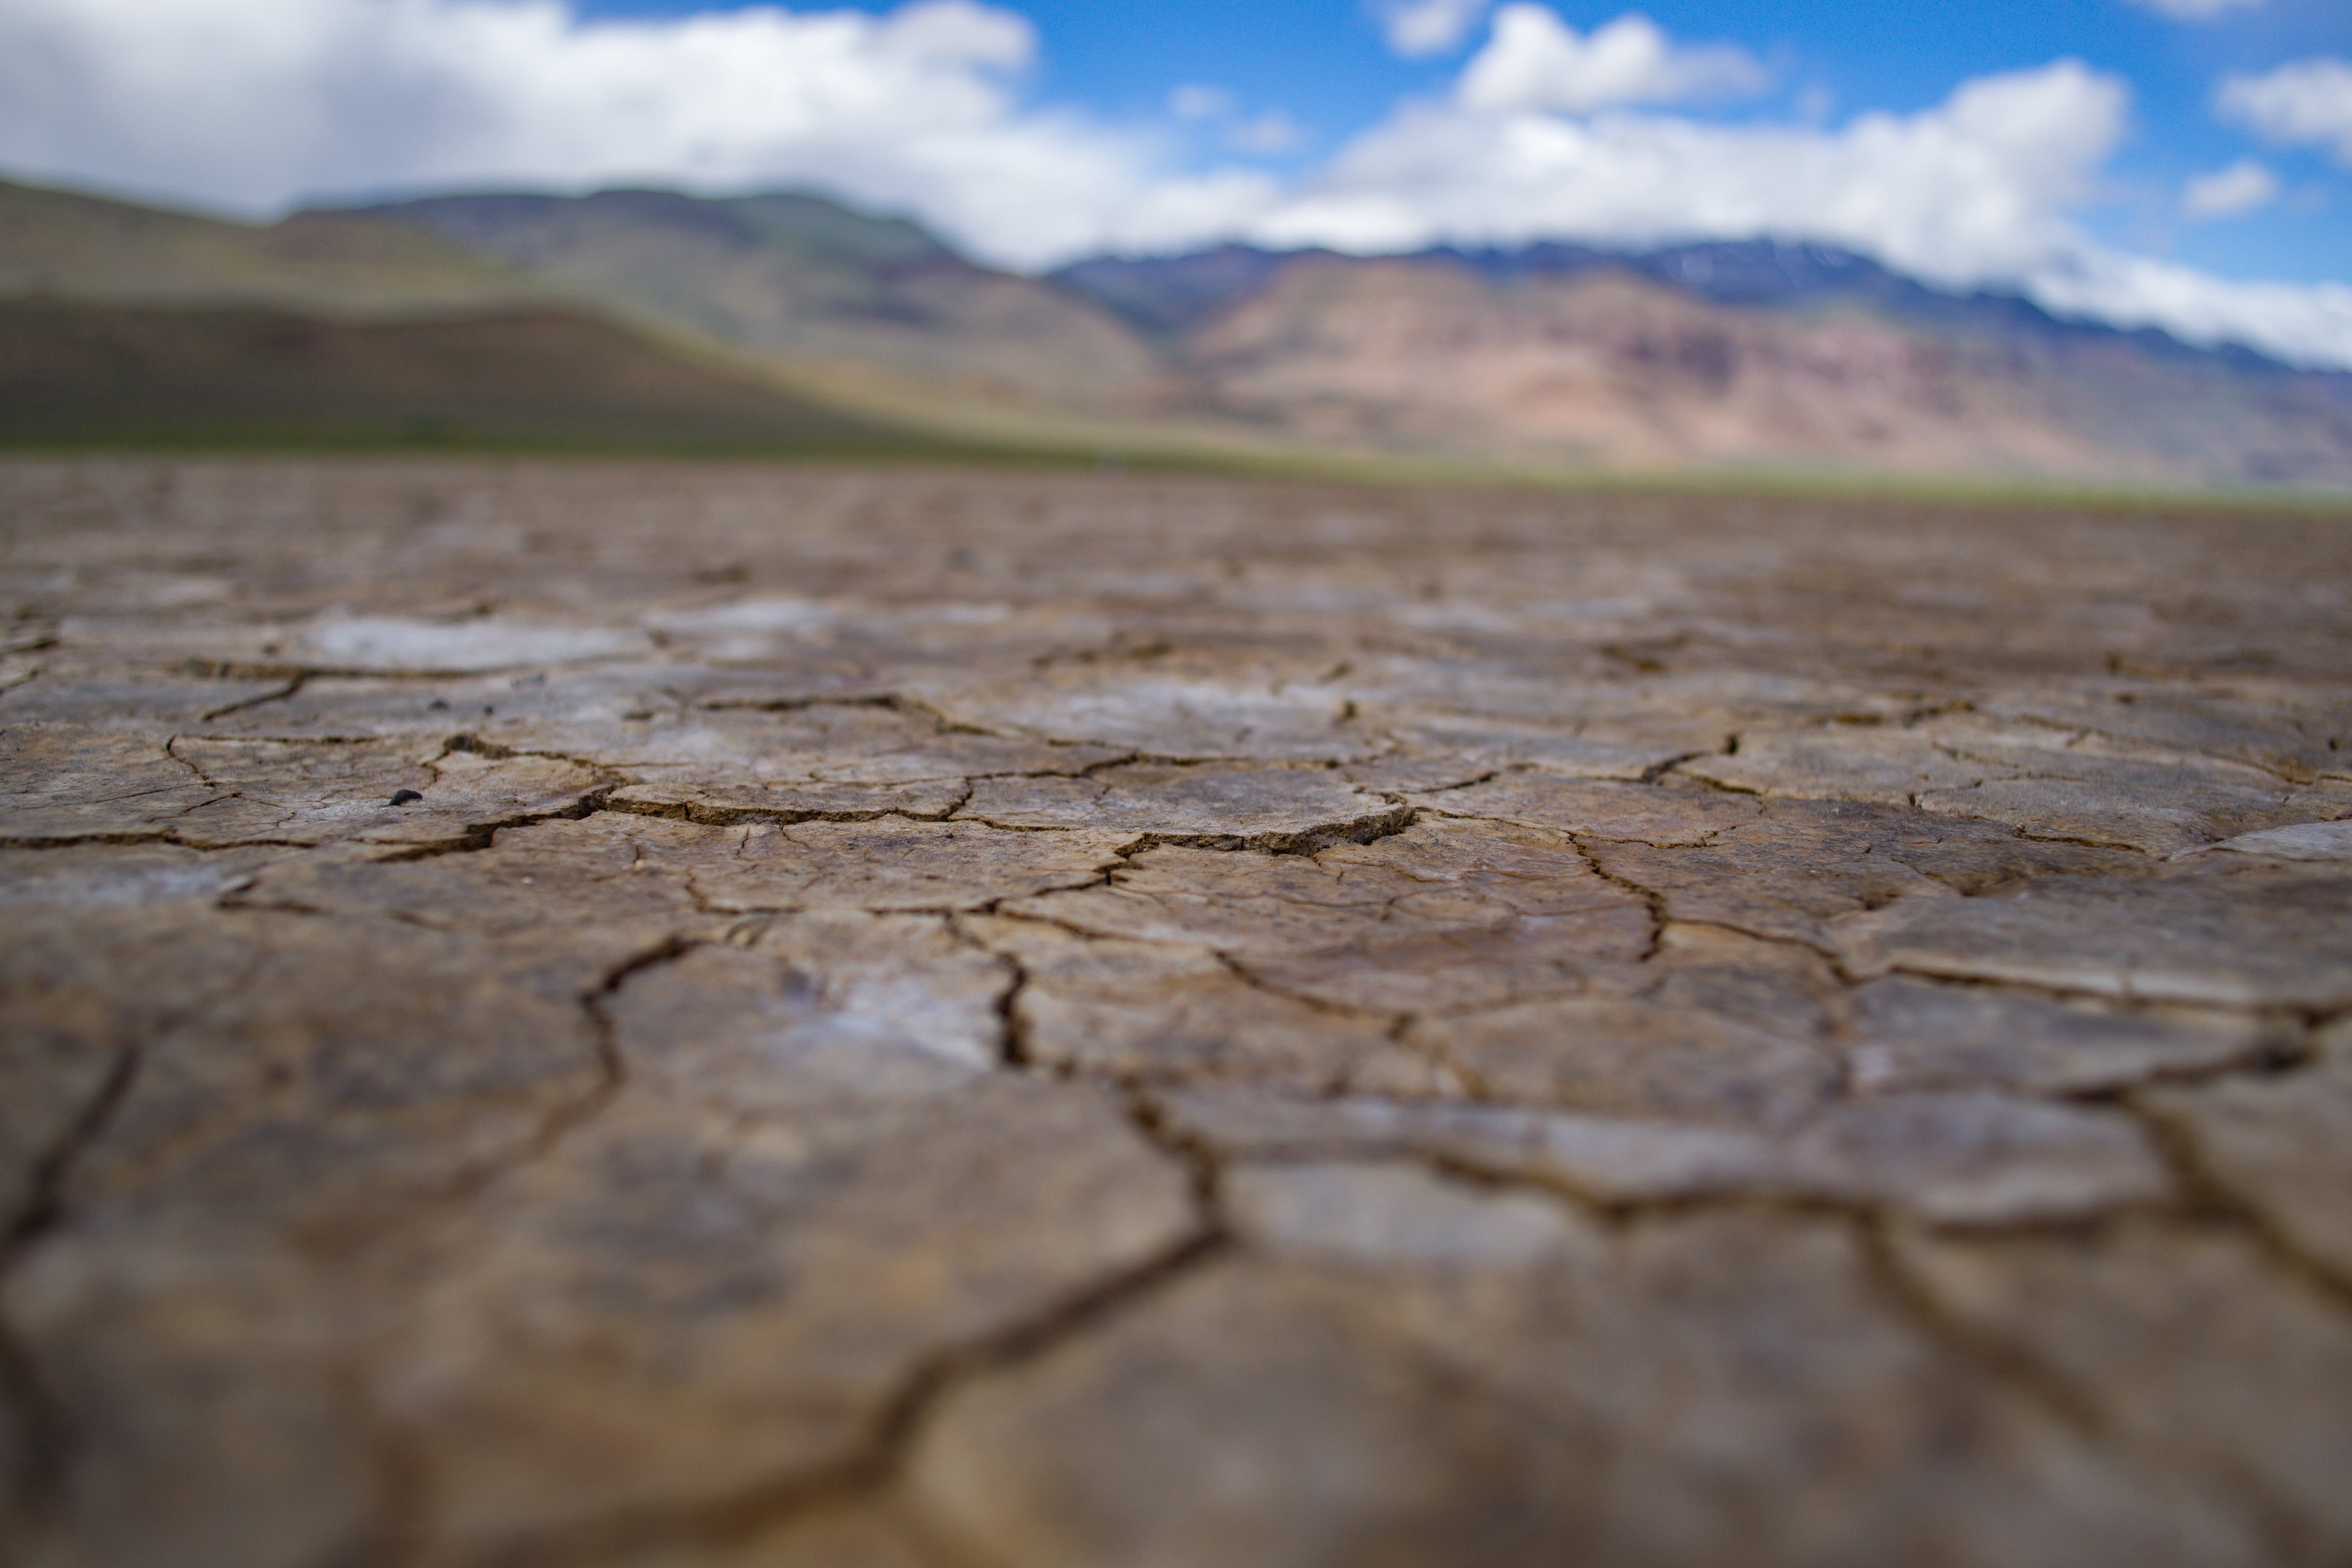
[4,459,2352,1568]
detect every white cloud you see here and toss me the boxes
[2030,251,2352,374]
[0,0,2345,371]
[2180,159,2278,219]
[1262,60,2125,287]
[1458,7,1767,115]
[0,0,1272,269]
[2123,0,2260,17]
[1374,0,1491,59]
[2220,59,2352,165]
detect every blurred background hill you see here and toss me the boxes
[0,178,530,315]
[6,174,2350,489]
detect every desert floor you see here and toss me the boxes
[5,459,2351,1567]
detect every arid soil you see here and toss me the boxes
[4,459,2351,1568]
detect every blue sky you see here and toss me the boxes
[2,0,2347,362]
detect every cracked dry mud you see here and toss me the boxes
[2,460,2350,1568]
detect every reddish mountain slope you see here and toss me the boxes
[1172,257,2352,484]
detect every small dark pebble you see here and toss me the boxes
[388,789,424,806]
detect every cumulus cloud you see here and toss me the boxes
[1373,0,1491,58]
[2123,0,2260,17]
[0,0,2345,370]
[2220,59,2352,165]
[2030,251,2352,374]
[1263,60,2125,286]
[2180,159,2278,219]
[1458,7,1767,115]
[0,0,1271,268]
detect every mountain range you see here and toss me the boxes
[4,174,2349,488]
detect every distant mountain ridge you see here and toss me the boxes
[1057,236,2352,393]
[332,189,2352,483]
[1048,239,2352,484]
[0,176,536,315]
[4,173,2349,486]
[339,188,1161,408]
[0,178,941,456]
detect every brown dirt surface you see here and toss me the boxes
[4,457,2351,1568]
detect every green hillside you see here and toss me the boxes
[0,300,932,455]
[0,178,537,316]
[0,179,978,457]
